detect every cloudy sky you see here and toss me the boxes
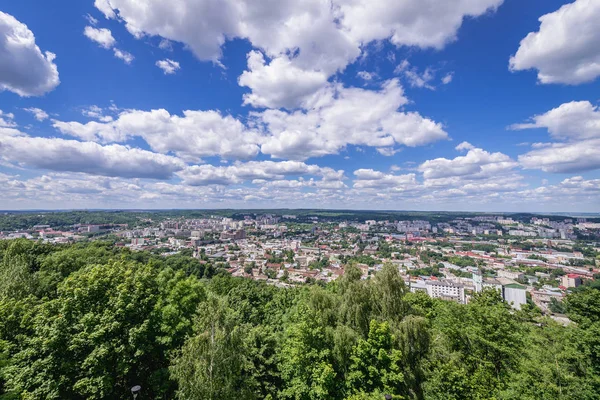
[0,0,599,211]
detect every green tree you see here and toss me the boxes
[5,261,204,399]
[346,320,405,397]
[278,303,337,399]
[501,319,596,399]
[170,294,250,399]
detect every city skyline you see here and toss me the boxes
[1,0,599,212]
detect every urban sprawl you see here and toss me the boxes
[2,212,599,320]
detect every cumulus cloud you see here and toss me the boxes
[0,110,16,127]
[510,0,600,84]
[83,26,115,49]
[95,0,503,61]
[512,101,600,173]
[559,175,600,191]
[509,101,600,141]
[23,107,49,121]
[338,0,503,49]
[455,141,475,151]
[53,109,263,161]
[0,134,185,179]
[53,82,447,162]
[353,169,417,189]
[94,0,503,107]
[394,59,452,90]
[357,71,376,81]
[158,39,173,51]
[178,160,343,186]
[514,175,600,208]
[403,67,435,90]
[519,140,600,173]
[419,146,518,181]
[238,51,328,109]
[81,105,115,122]
[255,79,448,159]
[0,170,354,210]
[256,178,346,190]
[0,11,60,96]
[113,48,134,64]
[346,151,527,208]
[156,59,180,74]
[83,24,133,64]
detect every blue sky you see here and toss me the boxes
[0,0,599,211]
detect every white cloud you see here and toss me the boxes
[510,0,600,84]
[84,26,116,49]
[23,107,49,121]
[394,59,410,74]
[53,108,262,161]
[0,134,185,179]
[81,105,115,122]
[0,11,60,97]
[419,146,518,181]
[94,0,117,19]
[53,81,446,162]
[95,0,503,61]
[512,101,600,173]
[357,71,376,81]
[455,141,475,151]
[238,51,328,109]
[83,24,133,64]
[376,147,401,156]
[156,59,180,74]
[353,169,417,189]
[514,176,600,209]
[256,178,346,190]
[404,67,435,90]
[394,59,449,90]
[0,170,355,209]
[338,0,503,49]
[158,39,173,51]
[85,13,99,26]
[510,101,600,141]
[519,139,600,173]
[559,176,600,191]
[0,110,16,127]
[255,79,448,159]
[178,160,343,186]
[94,0,503,107]
[113,48,134,64]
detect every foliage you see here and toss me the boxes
[0,241,599,399]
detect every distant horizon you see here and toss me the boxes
[1,208,599,217]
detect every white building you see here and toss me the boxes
[497,269,525,281]
[426,281,465,304]
[503,284,527,310]
[475,276,527,310]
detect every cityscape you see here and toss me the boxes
[3,210,599,316]
[1,0,600,398]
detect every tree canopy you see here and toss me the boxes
[0,239,598,399]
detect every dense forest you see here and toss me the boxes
[0,239,599,399]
